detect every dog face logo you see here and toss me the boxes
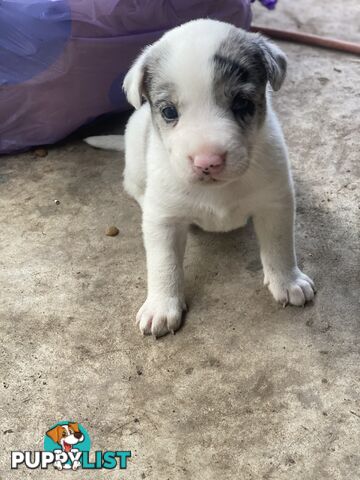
[45,421,87,470]
[46,422,84,453]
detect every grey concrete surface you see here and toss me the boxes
[1,1,359,479]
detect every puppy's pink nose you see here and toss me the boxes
[191,151,227,174]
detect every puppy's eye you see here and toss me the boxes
[161,105,178,122]
[62,430,67,437]
[231,95,255,118]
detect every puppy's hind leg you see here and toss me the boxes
[123,113,149,208]
[123,176,145,209]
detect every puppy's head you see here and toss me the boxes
[46,422,84,452]
[123,19,286,186]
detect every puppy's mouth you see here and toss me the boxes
[63,441,72,453]
[203,176,221,183]
[197,172,224,184]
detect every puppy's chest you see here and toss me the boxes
[192,203,250,232]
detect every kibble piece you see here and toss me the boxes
[105,226,119,237]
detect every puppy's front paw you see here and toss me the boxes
[136,297,186,337]
[53,461,63,470]
[265,268,316,306]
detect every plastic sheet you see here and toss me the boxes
[0,0,252,154]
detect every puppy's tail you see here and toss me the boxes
[84,135,124,152]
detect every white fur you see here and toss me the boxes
[85,19,315,337]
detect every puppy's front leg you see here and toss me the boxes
[137,217,188,337]
[253,195,315,306]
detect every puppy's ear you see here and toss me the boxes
[123,46,152,109]
[46,426,62,445]
[253,35,287,91]
[68,422,80,433]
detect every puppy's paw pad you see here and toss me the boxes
[267,269,315,306]
[136,297,185,337]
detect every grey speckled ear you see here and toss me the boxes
[253,35,287,91]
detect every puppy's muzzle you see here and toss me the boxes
[190,150,227,177]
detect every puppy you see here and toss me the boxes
[46,422,84,470]
[86,19,315,337]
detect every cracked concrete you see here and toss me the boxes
[1,1,359,478]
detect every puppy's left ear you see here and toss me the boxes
[254,35,287,91]
[123,46,152,109]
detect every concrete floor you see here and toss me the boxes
[1,1,359,479]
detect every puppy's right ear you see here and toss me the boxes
[123,46,152,109]
[68,422,80,433]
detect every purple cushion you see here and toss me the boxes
[0,0,252,153]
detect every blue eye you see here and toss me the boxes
[161,105,178,122]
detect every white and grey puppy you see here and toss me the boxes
[86,19,315,337]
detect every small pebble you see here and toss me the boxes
[105,226,119,237]
[34,148,48,157]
